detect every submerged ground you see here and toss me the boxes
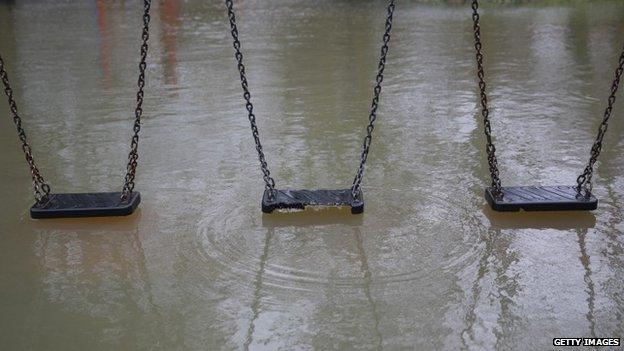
[0,1,623,350]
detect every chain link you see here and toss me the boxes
[0,54,51,203]
[121,0,152,202]
[225,0,394,199]
[471,0,624,198]
[576,44,624,197]
[471,0,502,196]
[3,0,150,203]
[351,0,396,198]
[225,0,277,197]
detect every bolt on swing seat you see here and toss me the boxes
[30,192,141,219]
[0,0,153,220]
[261,189,364,214]
[485,186,597,212]
[225,0,395,215]
[470,0,624,213]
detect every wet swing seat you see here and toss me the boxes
[30,192,141,219]
[0,1,152,220]
[225,0,396,214]
[471,0,623,213]
[485,186,597,212]
[262,189,364,214]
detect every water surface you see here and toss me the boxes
[0,1,623,350]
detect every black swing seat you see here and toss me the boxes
[262,189,364,214]
[485,186,597,212]
[30,192,141,219]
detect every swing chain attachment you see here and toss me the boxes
[121,0,152,202]
[351,0,396,198]
[0,54,51,204]
[225,0,276,198]
[470,0,502,197]
[576,44,624,198]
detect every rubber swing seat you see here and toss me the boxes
[30,192,140,219]
[262,189,364,214]
[485,186,597,212]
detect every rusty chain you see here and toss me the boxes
[472,0,624,199]
[576,44,624,197]
[224,0,395,199]
[225,0,277,198]
[0,54,51,203]
[2,1,151,204]
[470,0,503,197]
[351,0,396,198]
[121,0,152,201]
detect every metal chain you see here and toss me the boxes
[0,54,51,203]
[225,0,394,198]
[576,44,624,197]
[351,0,396,198]
[470,0,502,196]
[121,0,152,202]
[225,0,276,196]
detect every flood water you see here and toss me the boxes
[1,0,623,350]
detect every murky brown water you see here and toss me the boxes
[1,1,623,350]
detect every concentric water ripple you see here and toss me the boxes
[192,187,487,301]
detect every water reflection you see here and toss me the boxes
[458,229,519,350]
[159,0,180,86]
[95,0,112,86]
[31,213,158,347]
[576,228,596,338]
[483,207,596,230]
[593,162,624,335]
[353,227,383,350]
[262,207,364,227]
[243,227,272,351]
